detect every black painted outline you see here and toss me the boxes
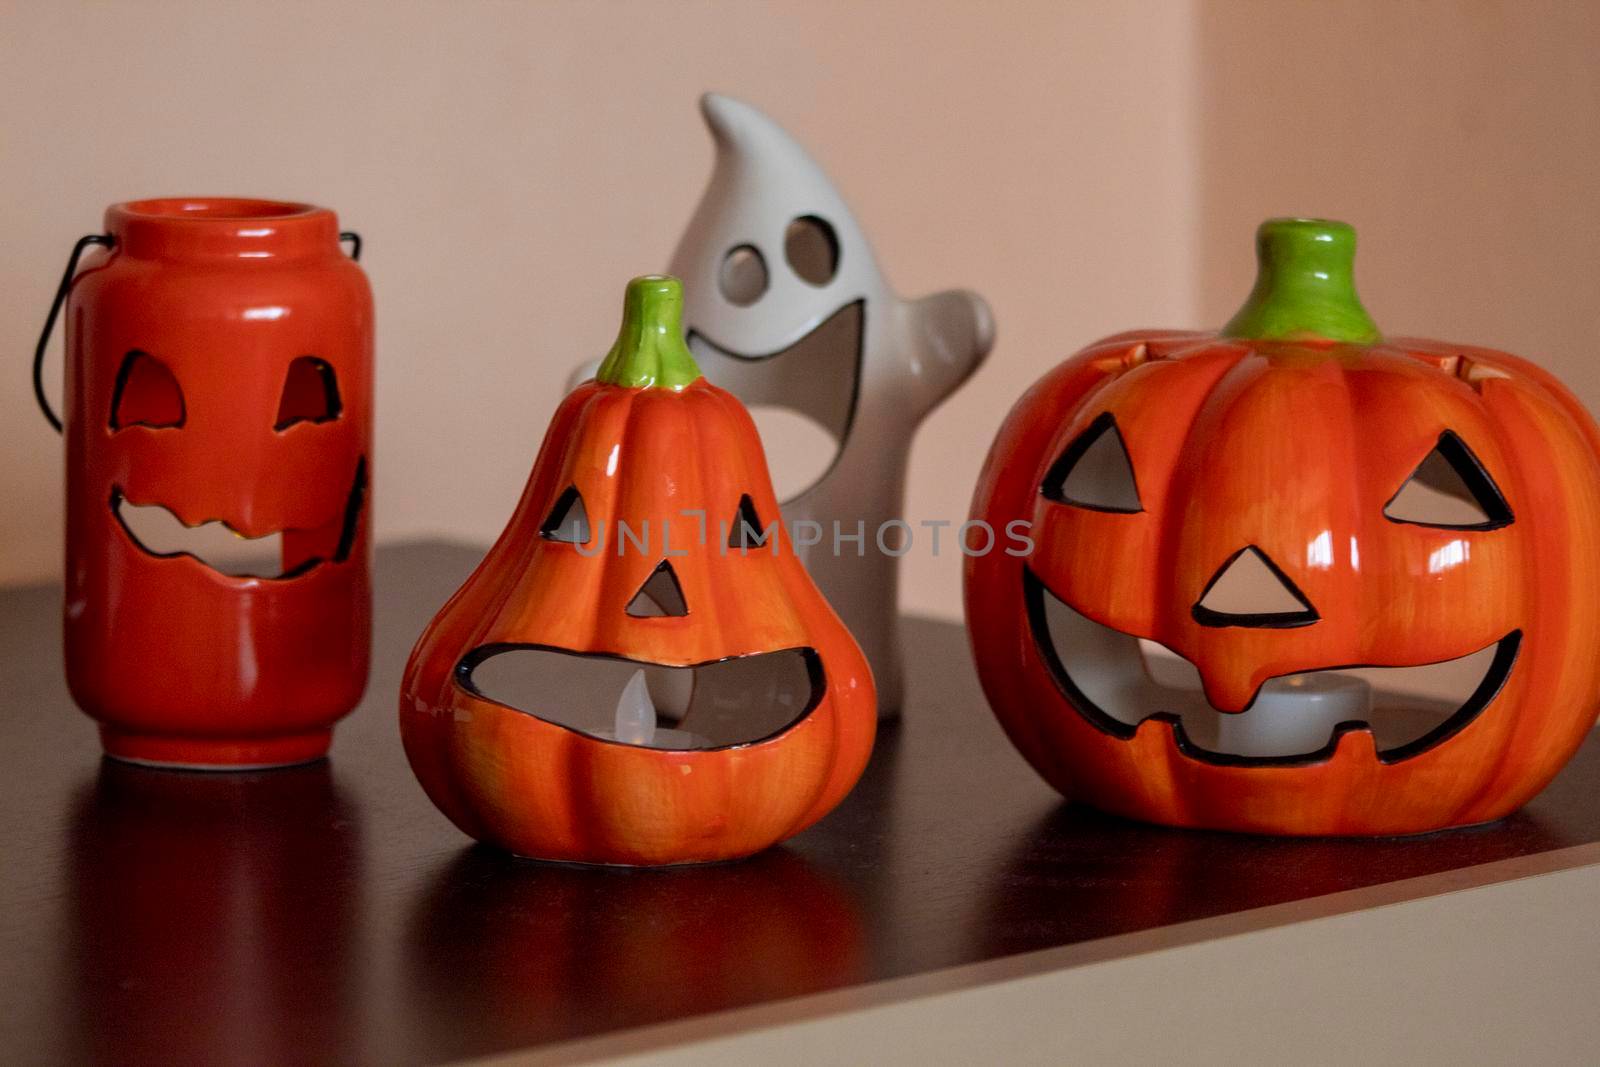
[107,454,367,581]
[626,560,689,618]
[727,494,770,549]
[1038,411,1143,514]
[1022,566,1521,767]
[1022,567,1137,741]
[455,644,827,752]
[1191,545,1320,629]
[1383,430,1514,531]
[331,456,367,564]
[539,485,590,545]
[687,299,866,507]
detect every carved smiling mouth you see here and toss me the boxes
[110,458,367,580]
[687,300,863,503]
[1023,569,1520,765]
[457,645,826,751]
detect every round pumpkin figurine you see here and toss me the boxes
[401,275,876,865]
[966,218,1600,836]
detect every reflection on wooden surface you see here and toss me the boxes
[981,800,1585,960]
[401,846,865,1058]
[65,760,365,1065]
[1,544,1597,1065]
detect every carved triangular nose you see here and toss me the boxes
[1192,546,1319,629]
[626,560,689,618]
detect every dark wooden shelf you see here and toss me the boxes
[4,541,1599,1065]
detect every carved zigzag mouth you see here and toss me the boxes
[1023,568,1520,766]
[110,458,366,580]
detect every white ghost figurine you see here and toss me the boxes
[671,93,995,716]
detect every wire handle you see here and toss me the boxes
[33,233,114,433]
[34,228,358,433]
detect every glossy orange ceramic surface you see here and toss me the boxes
[966,221,1600,835]
[400,277,876,865]
[62,198,373,768]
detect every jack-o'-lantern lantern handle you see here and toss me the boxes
[595,275,704,390]
[1221,218,1381,345]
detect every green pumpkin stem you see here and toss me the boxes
[595,275,703,390]
[1221,218,1381,344]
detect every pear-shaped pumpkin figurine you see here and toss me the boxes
[401,276,877,865]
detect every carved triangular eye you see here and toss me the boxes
[1040,413,1142,513]
[540,486,590,544]
[275,356,341,430]
[1384,431,1513,530]
[626,561,688,617]
[1193,546,1319,629]
[727,494,771,550]
[111,350,185,429]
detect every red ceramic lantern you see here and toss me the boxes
[36,198,373,768]
[966,218,1600,836]
[401,276,876,865]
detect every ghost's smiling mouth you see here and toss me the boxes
[1023,568,1520,766]
[456,645,826,751]
[687,300,863,503]
[110,458,367,580]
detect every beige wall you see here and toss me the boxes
[5,0,1596,624]
[1,0,1198,618]
[1195,0,1600,398]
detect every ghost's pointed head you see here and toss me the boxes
[670,93,885,357]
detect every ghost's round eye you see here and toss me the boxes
[785,216,839,286]
[719,245,768,306]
